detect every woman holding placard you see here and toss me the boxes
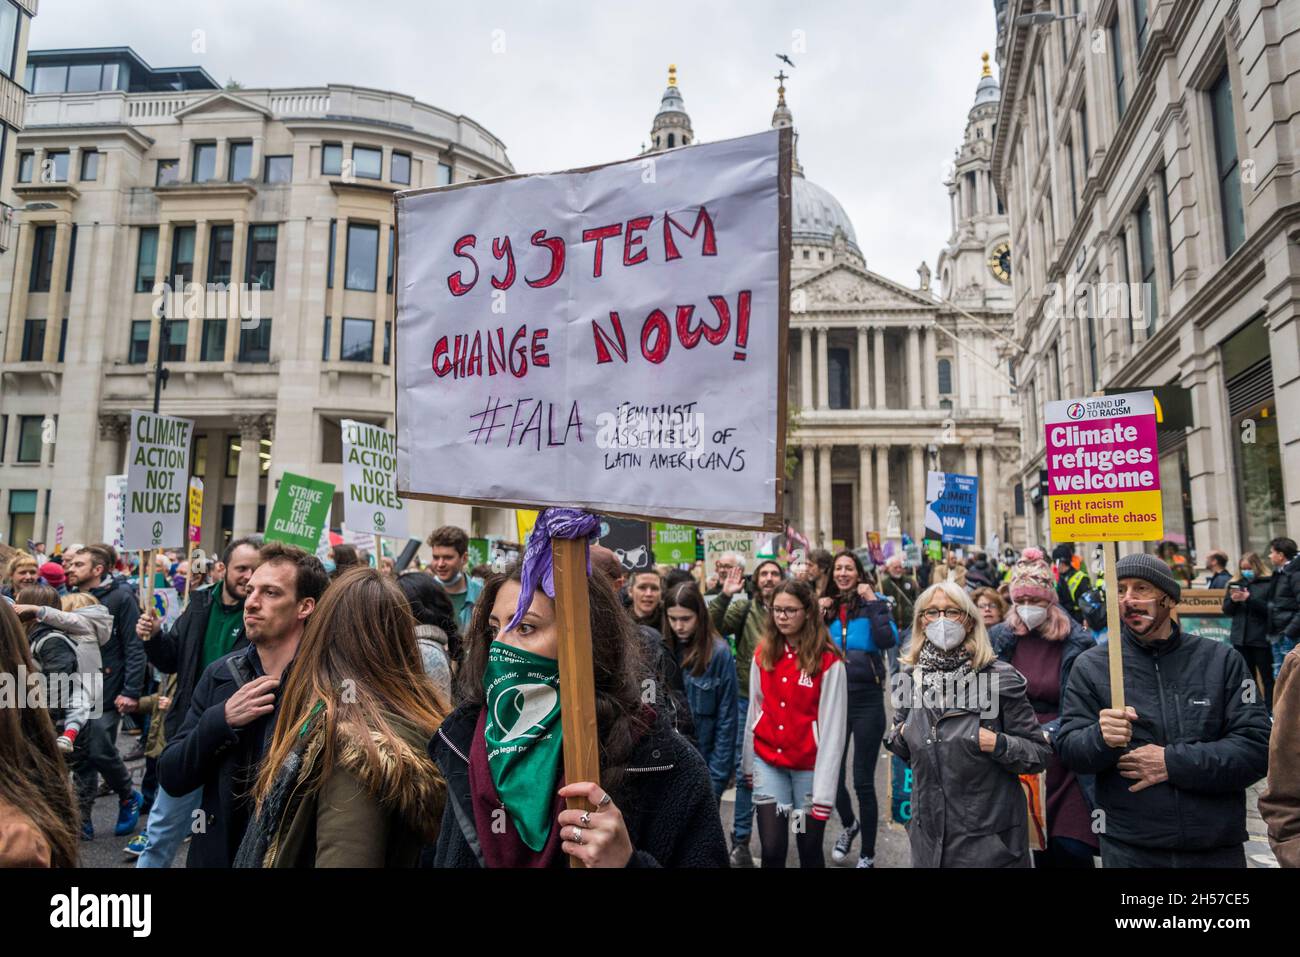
[426,561,727,867]
[886,581,1051,868]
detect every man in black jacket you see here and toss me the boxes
[132,537,260,866]
[1268,537,1300,670]
[158,542,325,867]
[63,544,145,836]
[1057,553,1271,867]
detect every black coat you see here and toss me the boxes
[1223,577,1272,648]
[427,702,728,868]
[29,622,79,728]
[158,643,284,868]
[90,575,145,701]
[144,583,247,740]
[1057,624,1271,851]
[1269,555,1300,641]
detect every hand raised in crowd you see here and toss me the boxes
[223,675,279,729]
[1117,744,1168,792]
[136,610,161,641]
[857,581,877,601]
[1098,706,1138,748]
[721,565,745,597]
[818,596,834,613]
[556,782,634,868]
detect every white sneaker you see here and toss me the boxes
[856,855,874,868]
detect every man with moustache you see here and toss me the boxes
[130,537,261,865]
[1057,553,1271,867]
[158,542,326,867]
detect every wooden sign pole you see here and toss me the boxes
[551,536,601,869]
[1101,540,1125,711]
[182,541,195,607]
[142,548,156,620]
[374,534,383,569]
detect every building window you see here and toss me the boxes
[322,143,342,176]
[44,150,69,183]
[386,225,395,294]
[1223,317,1285,552]
[1014,483,1025,516]
[32,63,67,93]
[1159,167,1175,283]
[193,435,208,476]
[66,62,106,92]
[937,358,952,395]
[1110,18,1126,119]
[1085,307,1099,391]
[225,435,240,477]
[826,346,851,409]
[171,226,196,285]
[128,320,151,364]
[228,141,253,181]
[192,142,217,183]
[1079,98,1090,158]
[1136,197,1158,335]
[135,227,158,293]
[238,319,272,363]
[156,158,179,186]
[391,151,411,185]
[200,319,225,361]
[1209,66,1245,257]
[0,1,19,78]
[383,321,391,364]
[65,224,78,292]
[345,223,379,291]
[322,316,331,360]
[207,225,234,285]
[436,162,452,186]
[80,150,100,181]
[264,155,292,183]
[1064,135,1078,219]
[58,319,67,363]
[17,417,43,462]
[20,319,44,361]
[29,225,56,292]
[352,146,381,180]
[246,225,277,290]
[321,417,343,463]
[162,319,186,362]
[17,150,33,182]
[341,318,375,362]
[1134,0,1149,54]
[8,490,37,548]
[326,219,336,288]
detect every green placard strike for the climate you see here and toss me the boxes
[653,523,696,564]
[265,473,335,551]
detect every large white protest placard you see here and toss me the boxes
[342,419,408,539]
[395,129,790,530]
[124,411,193,550]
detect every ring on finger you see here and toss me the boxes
[579,811,591,827]
[571,826,584,845]
[597,791,612,808]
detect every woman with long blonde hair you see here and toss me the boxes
[742,579,847,868]
[235,566,448,867]
[887,580,1050,867]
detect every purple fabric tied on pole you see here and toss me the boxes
[506,508,601,635]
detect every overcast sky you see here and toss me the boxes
[32,0,999,285]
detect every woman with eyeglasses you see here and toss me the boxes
[971,587,1007,629]
[742,580,846,868]
[885,581,1051,868]
[985,548,1098,867]
[818,550,895,868]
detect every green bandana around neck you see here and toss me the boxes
[482,640,563,850]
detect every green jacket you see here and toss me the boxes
[709,592,767,689]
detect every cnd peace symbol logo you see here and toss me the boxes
[1066,402,1086,420]
[373,511,386,529]
[152,520,163,540]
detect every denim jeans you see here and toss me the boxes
[136,785,203,868]
[733,695,753,842]
[1273,636,1297,680]
[752,755,815,813]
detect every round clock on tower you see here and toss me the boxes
[988,241,1011,284]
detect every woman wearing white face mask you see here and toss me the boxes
[885,581,1050,867]
[987,548,1098,867]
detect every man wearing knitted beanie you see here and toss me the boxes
[1057,552,1271,867]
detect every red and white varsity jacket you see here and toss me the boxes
[742,644,847,820]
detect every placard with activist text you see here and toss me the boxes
[923,470,978,545]
[124,411,193,550]
[341,419,408,539]
[103,475,127,551]
[187,477,204,544]
[1044,390,1163,542]
[264,473,335,551]
[395,128,789,529]
[652,522,696,565]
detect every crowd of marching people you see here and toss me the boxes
[2,524,1299,869]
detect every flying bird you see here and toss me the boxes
[775,53,796,68]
